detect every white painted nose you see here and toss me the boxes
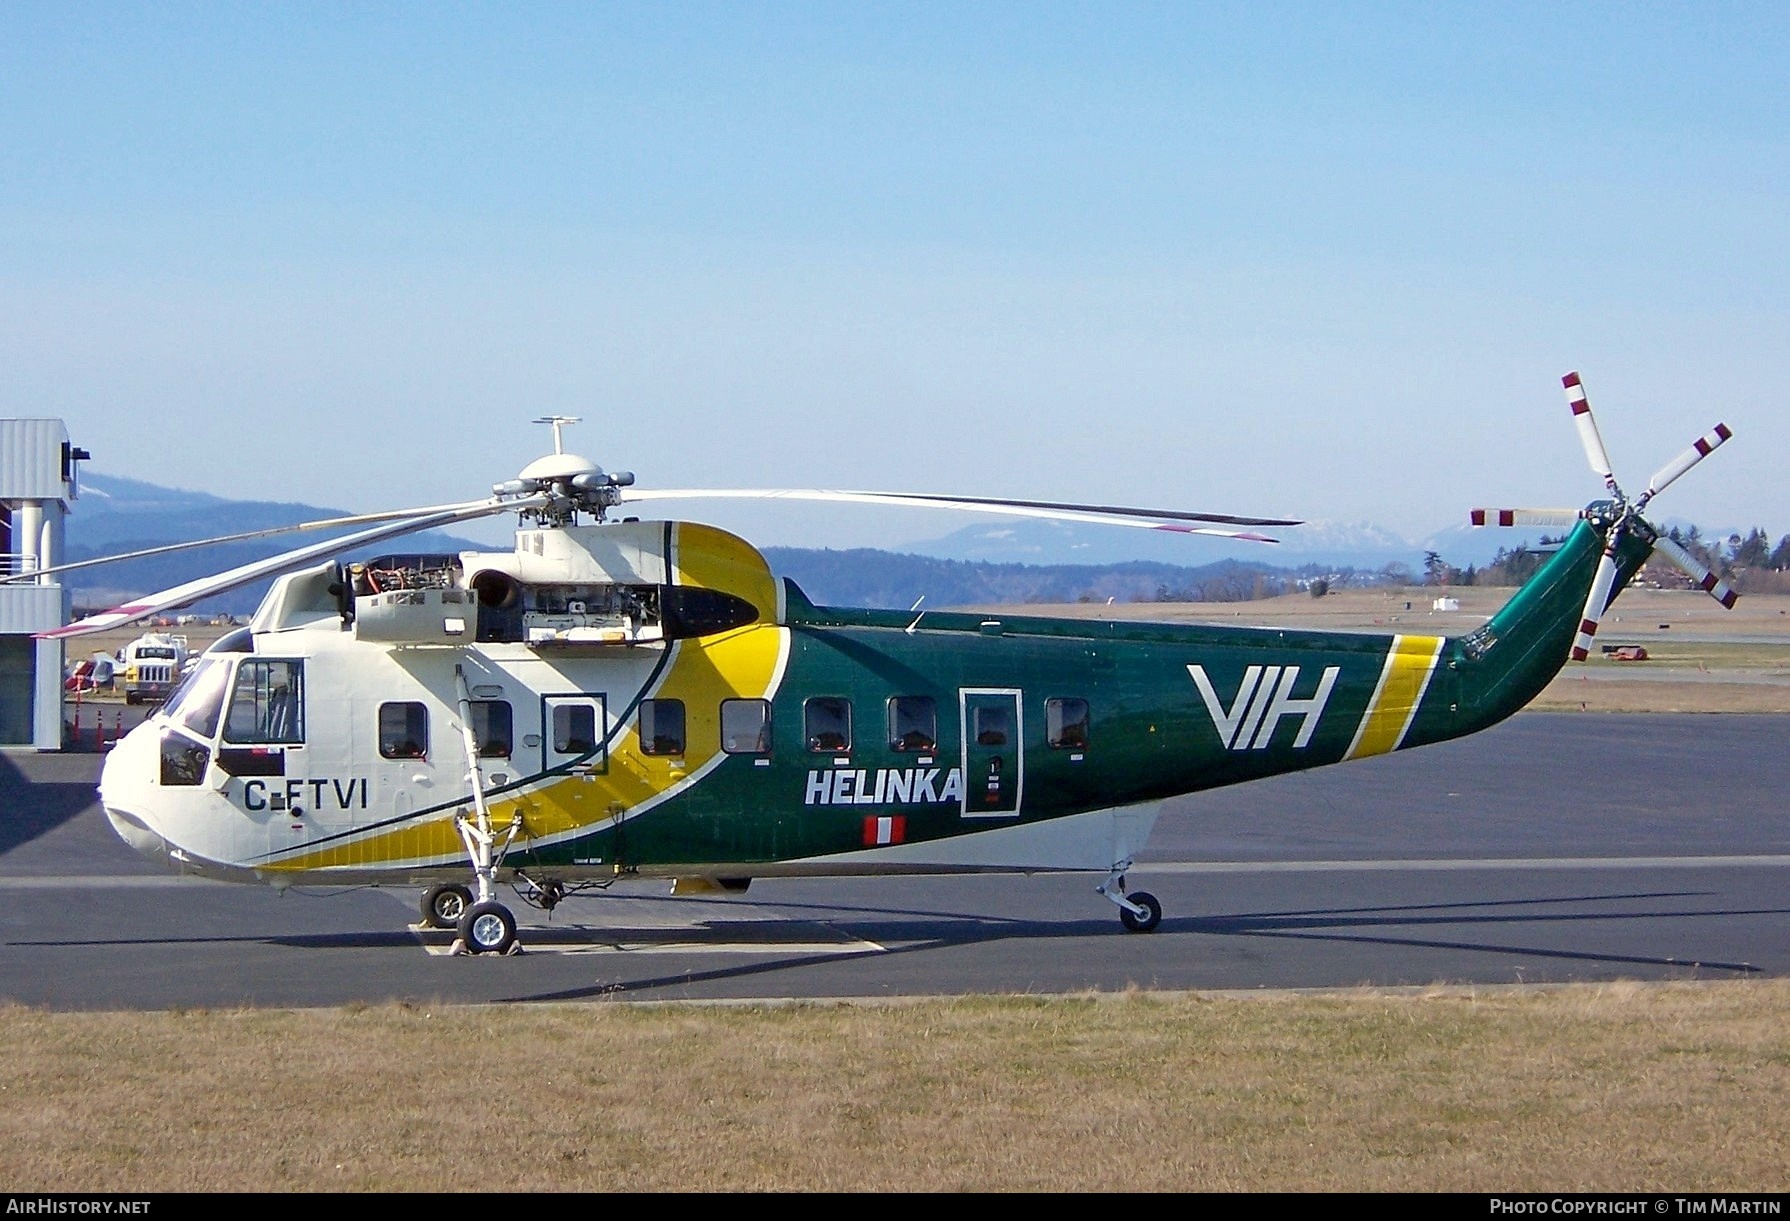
[97,722,173,866]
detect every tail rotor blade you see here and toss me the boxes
[1563,372,1620,496]
[1635,423,1733,511]
[1469,508,1585,529]
[1570,547,1621,661]
[1651,535,1740,609]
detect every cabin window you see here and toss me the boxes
[972,703,1012,747]
[1046,697,1090,750]
[552,704,598,755]
[470,700,512,759]
[638,698,685,756]
[379,702,429,759]
[720,698,771,755]
[804,697,851,752]
[887,696,937,752]
[223,660,305,745]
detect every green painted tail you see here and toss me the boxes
[1406,508,1654,746]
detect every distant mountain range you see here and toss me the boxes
[56,470,1581,617]
[897,509,1741,573]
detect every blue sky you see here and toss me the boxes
[3,2,1785,554]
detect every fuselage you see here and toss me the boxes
[98,510,1650,891]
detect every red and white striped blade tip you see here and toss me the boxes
[1569,552,1620,661]
[1562,371,1617,483]
[1470,509,1583,528]
[1653,537,1740,609]
[1644,423,1733,499]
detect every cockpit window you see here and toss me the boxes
[223,660,305,745]
[163,657,231,741]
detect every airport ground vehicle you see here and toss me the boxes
[118,632,188,705]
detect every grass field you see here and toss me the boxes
[2,983,1786,1192]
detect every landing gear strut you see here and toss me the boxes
[1098,859,1162,933]
[447,664,524,955]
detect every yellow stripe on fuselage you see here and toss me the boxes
[500,521,790,844]
[1343,634,1444,761]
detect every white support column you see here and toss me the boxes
[34,636,63,751]
[15,501,43,581]
[38,501,65,585]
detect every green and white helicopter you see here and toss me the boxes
[38,373,1737,954]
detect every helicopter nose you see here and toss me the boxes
[97,724,175,867]
[104,801,172,865]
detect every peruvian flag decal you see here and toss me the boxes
[863,815,907,847]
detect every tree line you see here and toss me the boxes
[1426,526,1790,594]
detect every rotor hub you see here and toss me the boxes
[495,444,636,528]
[517,452,602,485]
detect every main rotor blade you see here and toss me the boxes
[623,489,1300,541]
[1562,372,1620,496]
[1651,535,1740,609]
[41,494,547,640]
[1569,546,1620,662]
[1,497,509,587]
[1636,423,1733,511]
[1469,508,1585,529]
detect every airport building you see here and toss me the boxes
[0,419,88,750]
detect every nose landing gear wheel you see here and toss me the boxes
[1119,891,1162,933]
[457,900,518,955]
[421,883,474,929]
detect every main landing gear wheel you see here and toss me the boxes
[1119,891,1162,933]
[421,883,474,929]
[457,900,518,955]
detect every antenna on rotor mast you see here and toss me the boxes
[532,416,582,455]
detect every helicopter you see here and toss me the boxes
[31,374,1737,955]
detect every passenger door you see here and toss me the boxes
[959,688,1022,818]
